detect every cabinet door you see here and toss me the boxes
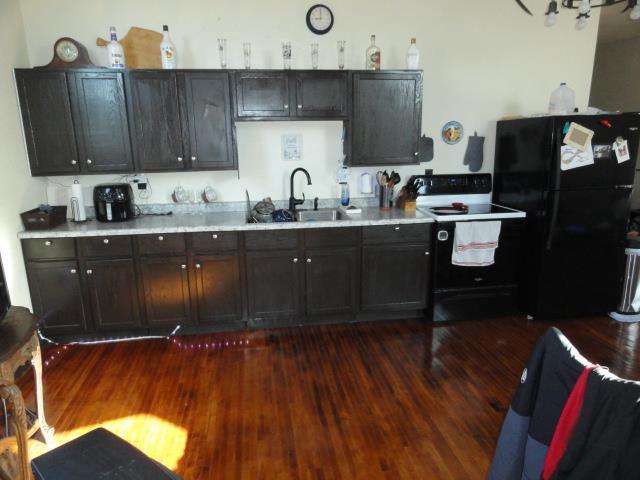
[26,261,89,334]
[305,247,358,315]
[139,256,192,326]
[127,71,185,171]
[85,258,141,331]
[295,72,347,118]
[246,250,300,321]
[183,72,236,169]
[361,244,430,311]
[194,255,243,325]
[15,70,80,175]
[351,72,422,166]
[70,71,133,172]
[234,72,290,118]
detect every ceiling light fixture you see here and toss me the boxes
[518,0,640,28]
[545,1,560,26]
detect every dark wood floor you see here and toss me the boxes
[18,316,640,479]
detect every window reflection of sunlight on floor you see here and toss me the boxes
[48,415,187,470]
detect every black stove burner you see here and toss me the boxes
[429,204,516,216]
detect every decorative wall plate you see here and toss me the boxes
[442,121,464,145]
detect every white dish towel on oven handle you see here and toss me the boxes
[452,221,502,267]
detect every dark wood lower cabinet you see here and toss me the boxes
[84,258,141,330]
[305,247,358,315]
[361,244,431,311]
[246,250,301,322]
[139,256,192,326]
[26,260,89,334]
[194,254,242,325]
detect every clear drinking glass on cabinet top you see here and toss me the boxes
[337,40,346,70]
[243,43,251,69]
[282,41,291,69]
[217,38,227,68]
[311,43,319,70]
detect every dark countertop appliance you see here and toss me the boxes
[493,113,640,319]
[93,184,134,223]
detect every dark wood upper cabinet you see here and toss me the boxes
[85,258,141,331]
[361,244,430,311]
[295,72,347,118]
[15,70,80,176]
[69,71,134,173]
[234,72,290,118]
[194,254,243,325]
[183,72,236,169]
[26,260,89,334]
[350,72,423,166]
[305,247,358,315]
[126,71,184,171]
[139,256,192,327]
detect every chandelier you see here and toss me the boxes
[516,0,640,29]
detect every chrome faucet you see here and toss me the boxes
[289,168,312,212]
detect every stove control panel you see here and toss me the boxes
[409,173,492,196]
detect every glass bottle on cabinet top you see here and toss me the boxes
[406,38,420,69]
[107,26,125,69]
[365,35,380,70]
[160,25,177,69]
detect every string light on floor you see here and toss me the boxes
[170,338,250,350]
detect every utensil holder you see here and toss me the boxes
[379,186,394,210]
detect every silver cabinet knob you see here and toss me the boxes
[414,152,419,156]
[394,226,400,231]
[191,156,197,161]
[86,159,92,164]
[212,234,218,239]
[71,159,77,165]
[297,104,302,109]
[474,277,484,282]
[284,104,289,109]
[103,238,109,244]
[293,258,298,263]
[195,264,201,269]
[44,240,52,246]
[158,236,164,241]
[425,251,430,256]
[306,258,312,263]
[70,269,77,274]
[181,264,187,269]
[177,157,183,162]
[86,269,93,275]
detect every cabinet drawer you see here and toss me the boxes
[22,238,76,260]
[244,230,298,250]
[79,236,133,258]
[305,227,358,247]
[190,232,238,253]
[362,224,431,245]
[136,233,186,255]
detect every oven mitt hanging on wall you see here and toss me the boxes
[464,131,485,172]
[418,135,434,162]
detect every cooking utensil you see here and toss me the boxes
[245,190,257,223]
[376,171,388,186]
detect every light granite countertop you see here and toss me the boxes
[18,208,436,239]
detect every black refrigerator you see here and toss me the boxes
[493,113,640,319]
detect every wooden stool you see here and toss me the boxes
[0,307,54,480]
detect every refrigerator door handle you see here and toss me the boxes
[546,192,560,252]
[614,185,634,189]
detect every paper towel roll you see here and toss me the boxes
[70,181,87,222]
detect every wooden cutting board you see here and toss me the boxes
[96,27,162,68]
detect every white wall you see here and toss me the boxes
[590,37,640,112]
[0,0,46,307]
[17,0,601,206]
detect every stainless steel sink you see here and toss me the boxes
[295,209,344,222]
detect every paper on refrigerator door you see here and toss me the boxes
[613,138,631,163]
[560,145,594,171]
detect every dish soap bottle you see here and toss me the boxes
[107,26,125,69]
[160,25,177,69]
[340,182,350,207]
[406,38,420,69]
[548,83,575,115]
[365,35,380,70]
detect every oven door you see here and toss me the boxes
[434,219,523,290]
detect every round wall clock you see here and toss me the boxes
[306,4,334,35]
[38,37,96,69]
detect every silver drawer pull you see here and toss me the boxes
[70,269,77,274]
[284,104,289,109]
[297,104,302,109]
[71,159,77,165]
[86,159,92,164]
[195,263,201,269]
[293,258,298,263]
[86,269,93,275]
[474,277,484,282]
[44,240,52,246]
[414,152,419,156]
[177,157,183,162]
[181,264,187,269]
[191,156,197,161]
[103,238,110,244]
[212,234,218,239]
[394,226,400,231]
[425,252,430,256]
[306,258,312,263]
[158,236,164,241]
